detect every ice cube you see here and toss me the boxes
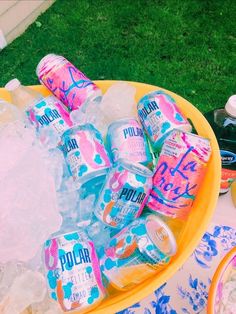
[37,125,61,150]
[77,194,96,227]
[0,123,62,263]
[30,293,62,314]
[0,270,46,314]
[0,262,27,301]
[0,99,23,127]
[87,216,112,249]
[100,82,137,128]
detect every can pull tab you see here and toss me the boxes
[156,227,168,242]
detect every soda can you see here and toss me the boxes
[44,230,106,312]
[27,95,72,135]
[94,159,153,229]
[36,54,102,111]
[60,124,111,187]
[99,214,177,291]
[106,118,152,167]
[137,90,192,150]
[147,129,212,220]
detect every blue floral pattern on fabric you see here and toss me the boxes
[116,303,141,314]
[193,225,236,268]
[146,283,177,314]
[178,275,211,313]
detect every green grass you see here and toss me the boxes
[0,0,235,112]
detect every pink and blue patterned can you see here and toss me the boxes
[137,90,192,150]
[27,95,72,135]
[44,230,106,312]
[99,214,177,290]
[107,118,152,167]
[147,129,212,220]
[94,159,153,229]
[60,124,111,187]
[36,54,102,111]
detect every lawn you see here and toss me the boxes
[0,0,235,113]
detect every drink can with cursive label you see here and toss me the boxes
[36,54,102,111]
[107,118,152,167]
[94,159,153,229]
[137,90,192,150]
[60,124,111,188]
[147,129,211,220]
[99,214,177,291]
[44,230,106,312]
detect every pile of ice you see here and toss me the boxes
[0,83,135,314]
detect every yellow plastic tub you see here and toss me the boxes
[0,81,221,313]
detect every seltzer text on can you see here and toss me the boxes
[99,214,177,290]
[44,230,106,312]
[94,159,153,229]
[60,124,111,188]
[137,90,192,150]
[107,117,152,167]
[36,54,102,111]
[147,129,212,220]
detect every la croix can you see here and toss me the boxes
[147,129,212,220]
[137,90,192,150]
[94,159,153,229]
[27,95,73,135]
[44,230,106,312]
[106,118,152,167]
[60,124,111,187]
[99,214,177,291]
[36,54,102,111]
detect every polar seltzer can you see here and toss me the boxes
[137,90,192,150]
[27,95,73,135]
[94,159,153,229]
[60,124,111,187]
[107,118,152,167]
[147,129,212,220]
[44,230,106,312]
[36,54,102,111]
[99,214,177,291]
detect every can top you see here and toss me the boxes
[36,54,66,78]
[145,214,177,256]
[165,128,211,162]
[118,158,153,177]
[107,117,140,131]
[48,228,88,242]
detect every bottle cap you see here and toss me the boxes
[5,79,21,91]
[225,95,236,117]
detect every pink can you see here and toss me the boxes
[36,54,102,111]
[147,129,211,220]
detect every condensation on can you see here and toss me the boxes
[107,117,152,167]
[44,230,106,312]
[36,54,102,111]
[27,95,72,135]
[147,129,212,220]
[137,90,192,150]
[94,159,153,230]
[99,214,177,291]
[60,124,111,187]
